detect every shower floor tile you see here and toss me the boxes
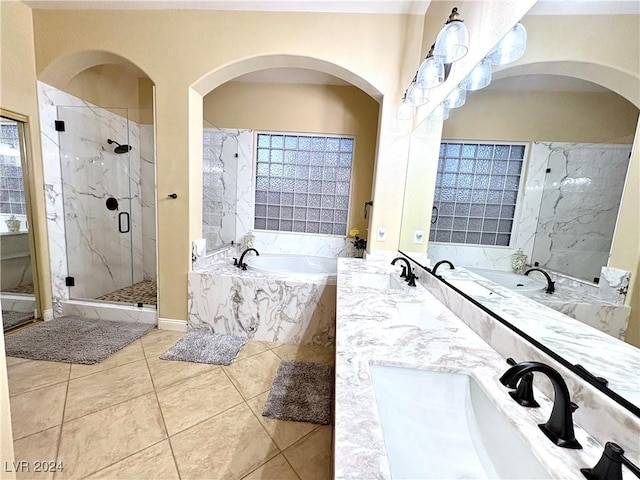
[6,329,335,480]
[96,279,157,305]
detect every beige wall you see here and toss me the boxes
[443,90,639,143]
[0,1,52,317]
[203,81,379,236]
[0,315,14,479]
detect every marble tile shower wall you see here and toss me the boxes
[203,127,351,258]
[38,82,154,314]
[530,142,631,282]
[428,141,631,292]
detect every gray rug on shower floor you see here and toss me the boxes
[160,329,248,365]
[263,360,333,425]
[4,315,155,364]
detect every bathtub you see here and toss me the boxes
[244,254,336,277]
[188,254,337,346]
[467,268,546,295]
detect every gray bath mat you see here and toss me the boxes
[160,329,248,365]
[263,360,333,425]
[4,315,154,364]
[2,311,35,331]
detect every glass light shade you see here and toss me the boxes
[428,103,450,121]
[434,20,469,63]
[487,23,527,66]
[416,56,445,89]
[396,99,414,120]
[442,85,467,109]
[406,82,429,107]
[461,58,492,91]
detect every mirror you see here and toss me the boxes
[399,10,640,410]
[0,114,39,331]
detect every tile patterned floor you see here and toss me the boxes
[96,280,157,306]
[6,329,334,480]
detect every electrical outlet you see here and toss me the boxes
[413,230,424,244]
[377,228,387,242]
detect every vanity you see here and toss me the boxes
[334,256,639,479]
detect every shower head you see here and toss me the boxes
[107,138,132,154]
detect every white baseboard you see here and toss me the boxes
[43,309,54,321]
[158,317,188,332]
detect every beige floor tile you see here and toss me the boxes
[10,383,66,440]
[223,350,282,399]
[263,341,282,349]
[242,454,299,480]
[283,426,333,480]
[12,426,61,480]
[157,368,243,436]
[246,391,318,450]
[237,340,270,360]
[7,360,70,396]
[147,356,218,390]
[6,356,31,367]
[271,344,335,365]
[64,359,153,421]
[69,340,145,379]
[140,329,184,358]
[84,440,179,480]
[171,403,279,480]
[56,392,166,480]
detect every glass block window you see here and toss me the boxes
[254,132,354,235]
[430,141,526,246]
[0,121,26,215]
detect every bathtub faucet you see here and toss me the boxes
[432,260,455,276]
[500,361,581,449]
[238,248,259,270]
[524,267,555,294]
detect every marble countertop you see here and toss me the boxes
[334,258,608,480]
[434,266,640,405]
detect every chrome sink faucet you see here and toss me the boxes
[500,361,582,449]
[236,248,259,270]
[524,267,555,294]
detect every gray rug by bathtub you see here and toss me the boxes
[263,360,333,425]
[2,310,35,331]
[4,315,155,364]
[160,329,248,365]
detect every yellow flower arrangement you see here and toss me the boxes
[348,227,366,251]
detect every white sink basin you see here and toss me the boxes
[370,364,550,479]
[350,272,404,291]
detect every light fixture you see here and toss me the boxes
[434,8,469,64]
[461,58,492,91]
[416,45,445,89]
[406,80,430,107]
[487,22,527,66]
[396,93,414,120]
[428,103,450,121]
[442,85,466,109]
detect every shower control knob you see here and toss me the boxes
[168,193,178,199]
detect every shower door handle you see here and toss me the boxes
[118,212,130,233]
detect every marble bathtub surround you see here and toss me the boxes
[335,258,610,479]
[406,260,640,464]
[189,260,336,346]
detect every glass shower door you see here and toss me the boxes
[57,106,137,304]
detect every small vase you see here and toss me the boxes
[512,248,527,274]
[5,216,20,233]
[355,248,364,259]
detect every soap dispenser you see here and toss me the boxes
[512,248,527,274]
